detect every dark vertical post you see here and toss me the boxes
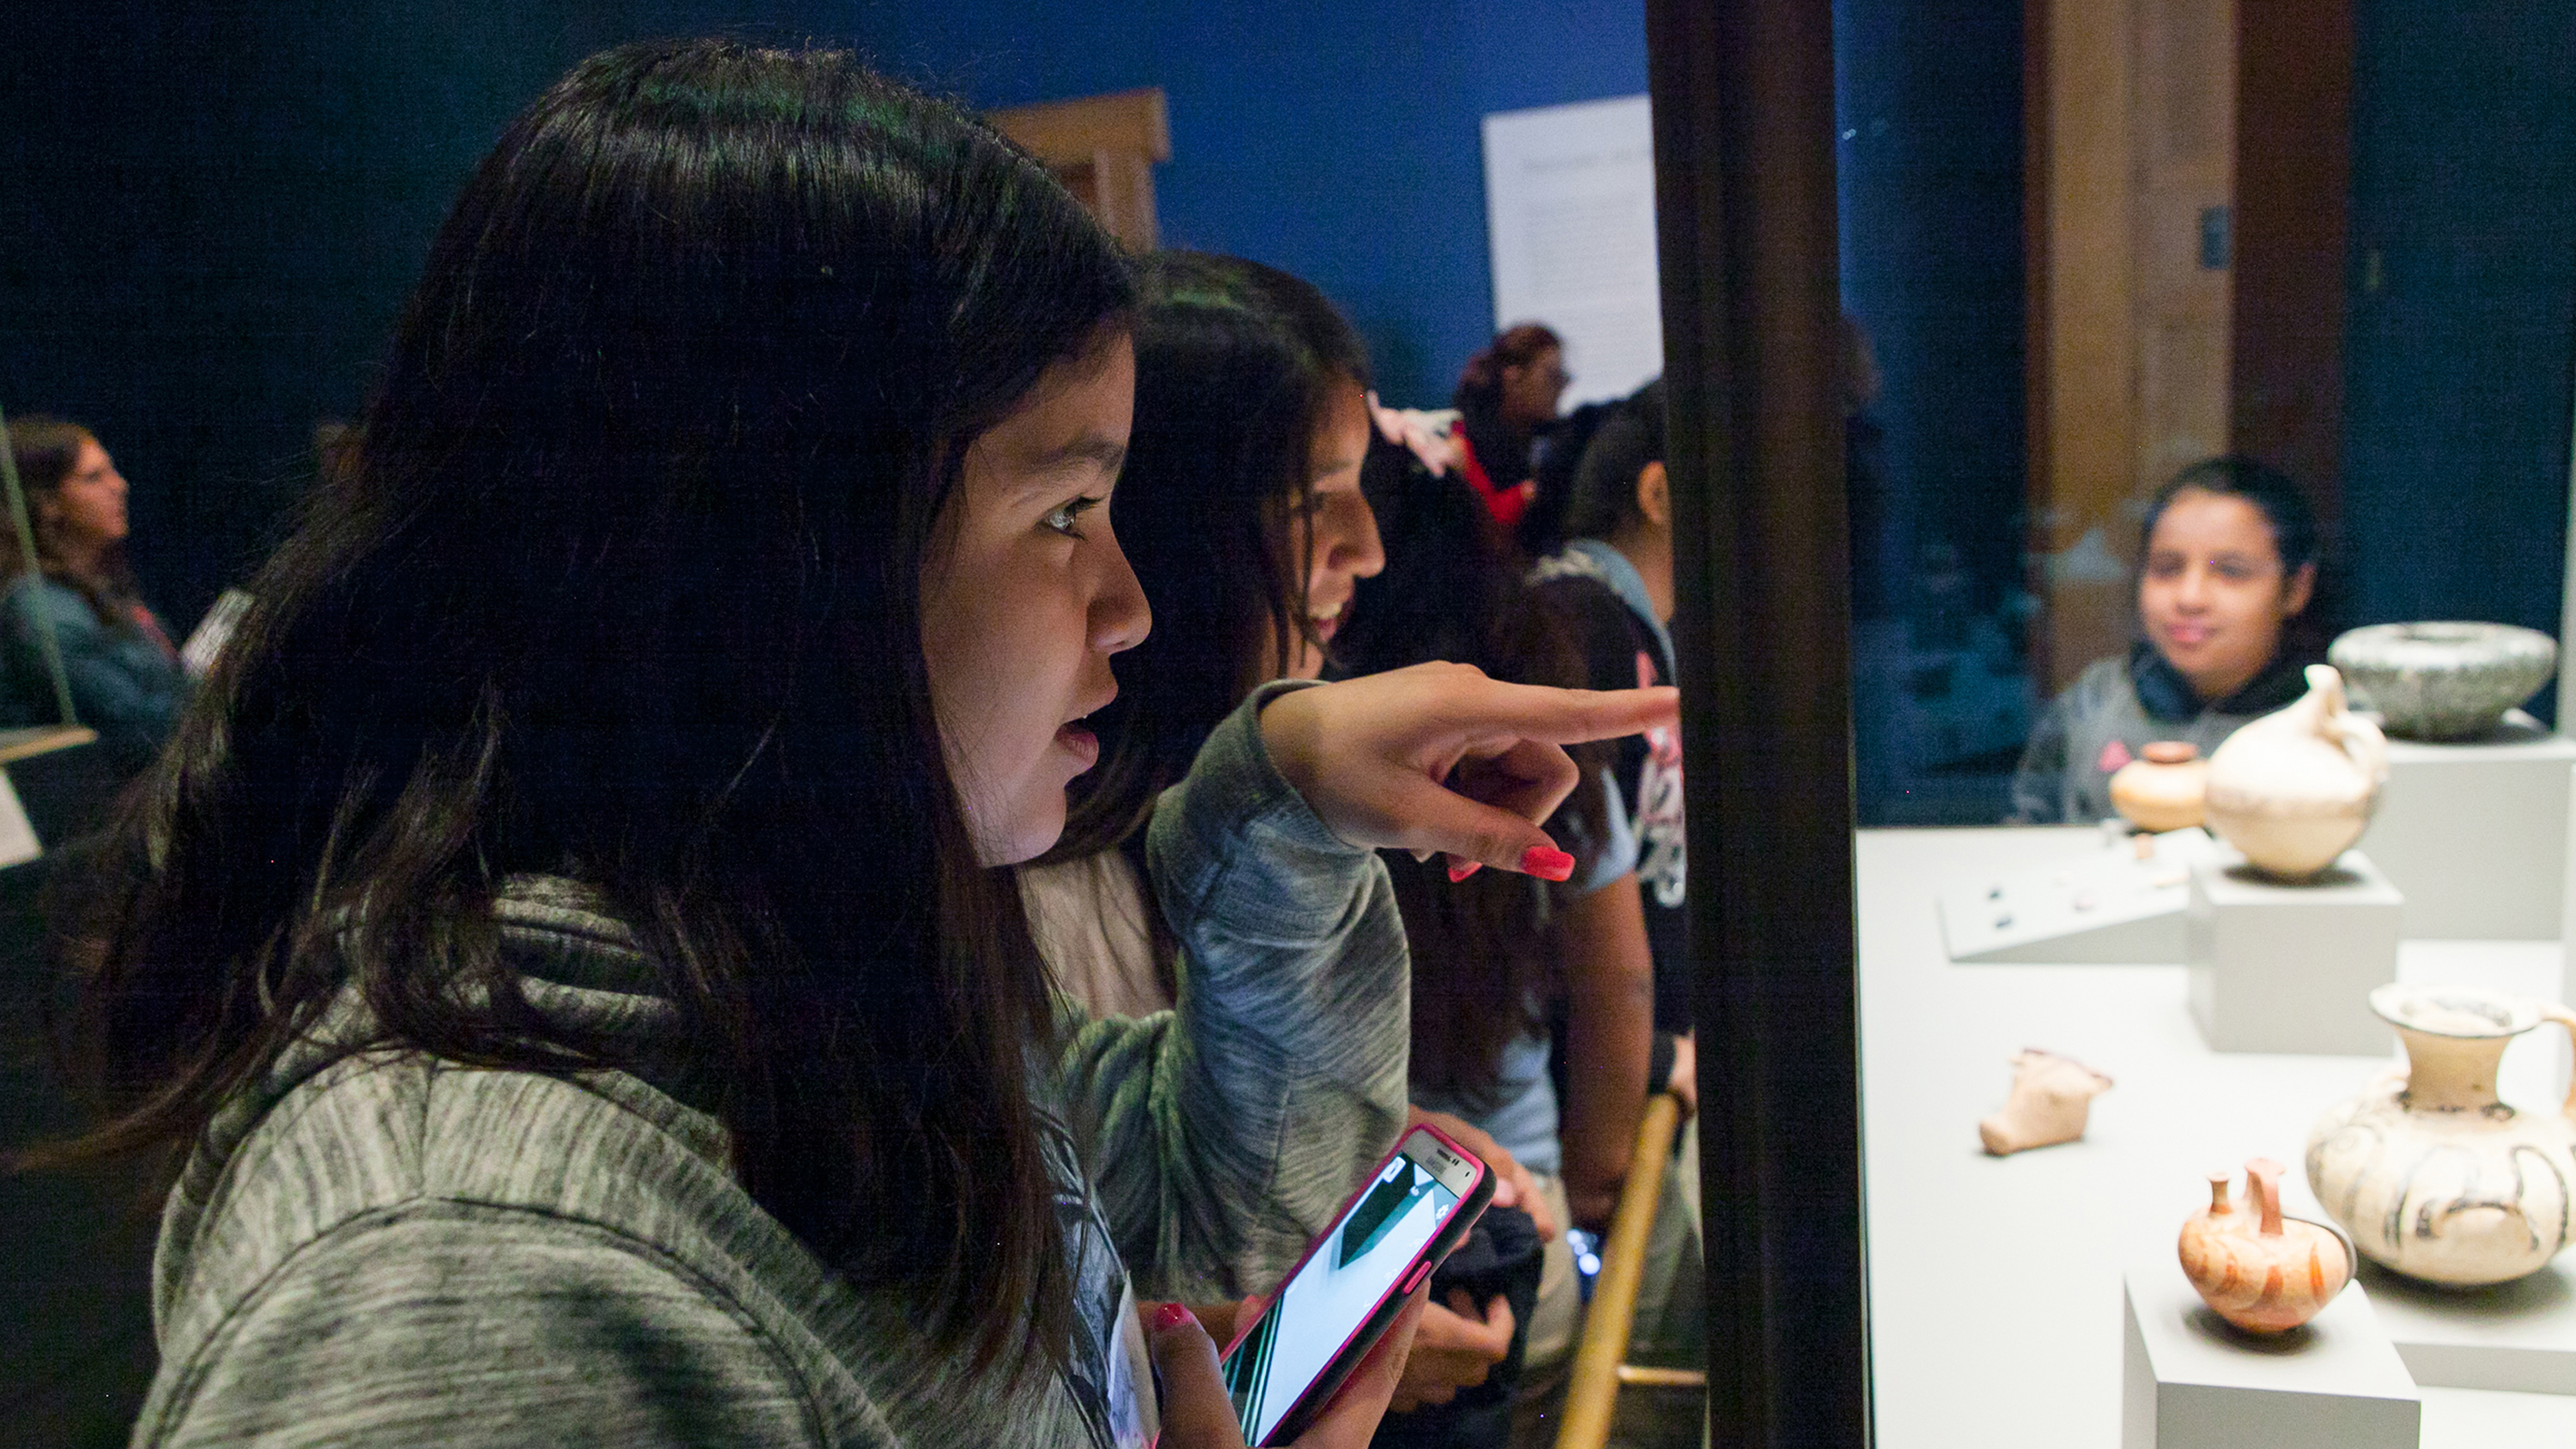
[1646,0,1869,1445]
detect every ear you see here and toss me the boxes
[2281,561,2317,617]
[1635,461,1671,530]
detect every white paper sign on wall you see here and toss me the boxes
[1480,94,1663,410]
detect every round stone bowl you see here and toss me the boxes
[2328,621,2558,741]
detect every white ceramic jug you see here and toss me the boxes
[2202,664,2387,880]
[2306,984,2576,1286]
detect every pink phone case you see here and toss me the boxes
[1218,1121,1497,1446]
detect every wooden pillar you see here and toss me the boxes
[1647,0,1870,1442]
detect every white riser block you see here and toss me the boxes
[2123,1258,2420,1449]
[2364,714,2576,940]
[2187,851,2403,1055]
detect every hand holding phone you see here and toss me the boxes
[1145,1288,1431,1449]
[1212,1124,1496,1446]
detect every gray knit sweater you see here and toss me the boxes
[131,688,1409,1447]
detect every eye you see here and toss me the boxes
[1043,495,1103,539]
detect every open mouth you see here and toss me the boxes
[1311,602,1345,640]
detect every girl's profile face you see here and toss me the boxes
[1278,377,1384,682]
[920,330,1151,864]
[48,436,130,550]
[2139,488,2314,702]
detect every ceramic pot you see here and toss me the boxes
[2202,664,2387,880]
[2178,1157,2355,1333]
[1978,1049,2111,1155]
[2306,984,2576,1286]
[2329,621,2558,742]
[2109,741,2207,834]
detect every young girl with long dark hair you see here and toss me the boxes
[27,43,1673,1448]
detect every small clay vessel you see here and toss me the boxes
[1978,1049,2111,1155]
[2177,1157,2354,1334]
[2109,741,2207,833]
[2202,665,2387,880]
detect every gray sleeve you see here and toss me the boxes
[141,1208,826,1449]
[2008,692,2075,824]
[1059,682,1410,1302]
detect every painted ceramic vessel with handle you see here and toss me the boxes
[2306,984,2576,1285]
[2178,1156,2354,1332]
[2202,664,2387,880]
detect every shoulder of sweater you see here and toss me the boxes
[158,1053,850,1384]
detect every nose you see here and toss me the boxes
[2172,561,2213,609]
[1091,524,1151,655]
[1324,491,1386,582]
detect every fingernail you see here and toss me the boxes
[1520,846,1575,882]
[1151,1302,1196,1333]
[1448,859,1483,882]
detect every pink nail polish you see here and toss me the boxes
[1520,846,1575,882]
[1150,1301,1196,1333]
[1448,860,1483,882]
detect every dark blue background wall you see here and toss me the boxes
[866,1,1649,413]
[1832,0,2027,615]
[2,2,1650,634]
[2340,2,2576,653]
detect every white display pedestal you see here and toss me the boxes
[2360,1259,2576,1395]
[2187,852,2403,1054]
[1940,828,2221,964]
[2365,712,2576,940]
[2121,1258,2419,1449]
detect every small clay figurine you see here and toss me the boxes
[2178,1157,2354,1333]
[2109,741,2207,833]
[1978,1049,2112,1155]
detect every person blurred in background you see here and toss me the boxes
[1451,324,1568,534]
[1525,381,1705,1447]
[1340,422,1688,1449]
[0,415,189,772]
[2009,456,2324,824]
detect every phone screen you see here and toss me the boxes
[1220,1129,1482,1445]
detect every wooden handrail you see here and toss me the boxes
[1553,1092,1688,1449]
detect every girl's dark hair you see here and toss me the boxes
[2142,454,2322,575]
[37,40,1132,1377]
[2,415,147,628]
[1335,430,1603,1105]
[1044,252,1370,875]
[1564,379,1668,543]
[1452,323,1564,415]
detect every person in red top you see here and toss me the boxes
[1450,324,1569,531]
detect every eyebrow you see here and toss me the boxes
[1030,434,1127,476]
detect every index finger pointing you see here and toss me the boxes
[1453,684,1680,747]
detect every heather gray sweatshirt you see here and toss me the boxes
[131,687,1409,1448]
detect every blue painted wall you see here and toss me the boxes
[2340,2,2576,661]
[864,2,1649,409]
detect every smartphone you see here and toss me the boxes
[1218,1123,1495,1446]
